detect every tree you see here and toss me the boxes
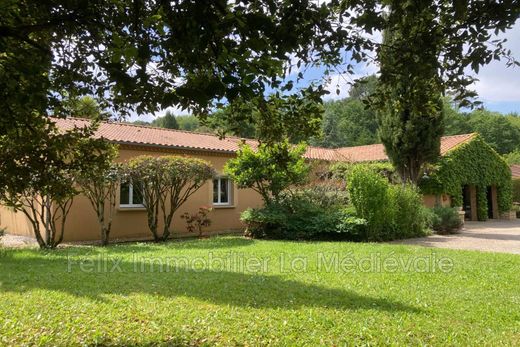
[78,158,122,246]
[176,115,201,132]
[503,150,520,165]
[65,96,108,120]
[352,1,519,183]
[152,111,179,129]
[314,98,378,148]
[467,109,520,154]
[1,0,344,204]
[2,1,518,198]
[442,98,472,136]
[0,122,114,249]
[132,120,151,126]
[348,75,378,100]
[225,141,309,204]
[222,87,326,144]
[126,156,214,242]
[373,2,446,183]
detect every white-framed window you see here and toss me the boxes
[120,181,144,207]
[213,177,232,206]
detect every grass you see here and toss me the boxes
[0,237,519,346]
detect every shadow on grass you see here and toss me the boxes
[23,237,256,257]
[0,252,420,313]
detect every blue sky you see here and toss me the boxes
[135,20,520,121]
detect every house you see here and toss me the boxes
[339,133,512,221]
[0,118,512,242]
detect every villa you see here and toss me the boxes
[0,118,512,242]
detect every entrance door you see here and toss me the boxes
[462,185,472,220]
[486,186,494,219]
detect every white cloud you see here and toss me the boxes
[323,62,378,100]
[129,106,191,123]
[473,21,520,103]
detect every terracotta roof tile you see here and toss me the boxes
[52,117,476,162]
[335,133,476,163]
[53,117,258,154]
[511,165,520,179]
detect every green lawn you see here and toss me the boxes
[1,237,519,346]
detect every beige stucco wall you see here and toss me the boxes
[422,194,451,208]
[63,145,263,241]
[0,145,263,242]
[0,205,33,237]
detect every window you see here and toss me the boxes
[120,181,144,207]
[213,177,232,205]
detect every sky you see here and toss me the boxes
[134,20,520,122]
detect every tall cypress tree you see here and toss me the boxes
[374,1,445,183]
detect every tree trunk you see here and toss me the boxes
[101,227,109,246]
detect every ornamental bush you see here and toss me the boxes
[347,165,430,241]
[240,191,365,241]
[389,184,431,239]
[224,140,309,204]
[126,155,215,241]
[430,207,462,234]
[347,165,392,240]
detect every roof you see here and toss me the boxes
[335,133,477,162]
[511,165,520,179]
[51,117,476,162]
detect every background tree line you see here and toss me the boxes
[139,75,520,165]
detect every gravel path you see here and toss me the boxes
[393,220,520,254]
[0,234,38,248]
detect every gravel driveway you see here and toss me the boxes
[393,219,520,254]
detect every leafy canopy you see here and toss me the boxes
[225,141,309,204]
[0,121,116,248]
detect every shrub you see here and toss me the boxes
[127,156,215,241]
[430,206,463,234]
[334,207,368,241]
[347,165,430,241]
[241,192,365,241]
[512,179,520,203]
[512,203,520,218]
[347,165,392,241]
[181,207,212,237]
[389,184,430,239]
[224,140,309,204]
[294,183,349,209]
